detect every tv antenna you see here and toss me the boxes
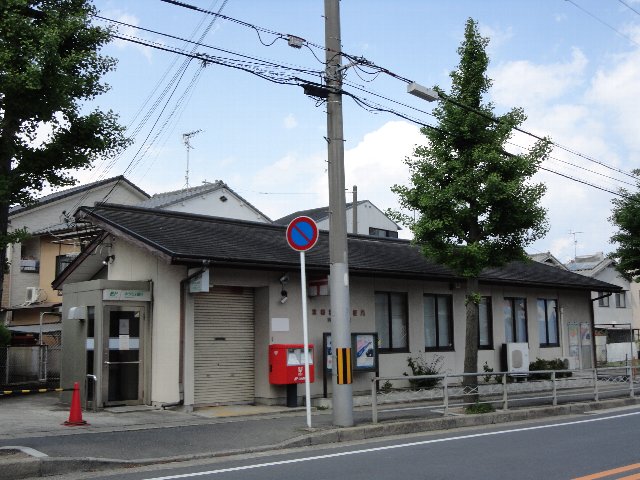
[569,230,583,260]
[182,129,202,188]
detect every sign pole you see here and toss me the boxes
[300,250,312,429]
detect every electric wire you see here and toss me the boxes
[566,0,640,47]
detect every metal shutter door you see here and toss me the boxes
[194,287,255,405]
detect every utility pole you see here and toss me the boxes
[352,185,358,234]
[182,129,202,188]
[325,0,354,427]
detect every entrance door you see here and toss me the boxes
[102,307,144,406]
[568,322,593,370]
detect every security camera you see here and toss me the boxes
[279,274,289,284]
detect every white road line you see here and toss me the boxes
[146,410,640,479]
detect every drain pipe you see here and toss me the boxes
[171,260,210,410]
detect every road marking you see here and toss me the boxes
[572,463,640,480]
[145,410,640,479]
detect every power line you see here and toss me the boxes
[618,0,640,17]
[566,0,640,47]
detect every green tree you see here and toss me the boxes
[391,19,551,397]
[0,0,128,297]
[609,169,640,282]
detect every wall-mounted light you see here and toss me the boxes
[279,273,289,304]
[67,306,85,321]
[102,255,115,265]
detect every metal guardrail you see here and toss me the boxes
[371,366,637,424]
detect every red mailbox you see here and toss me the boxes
[269,344,315,384]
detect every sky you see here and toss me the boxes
[68,0,640,263]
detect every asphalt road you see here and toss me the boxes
[53,406,640,480]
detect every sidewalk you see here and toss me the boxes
[1,391,640,479]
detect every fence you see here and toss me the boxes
[0,345,60,388]
[370,366,638,423]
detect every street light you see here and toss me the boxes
[407,82,440,102]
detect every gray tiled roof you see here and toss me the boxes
[9,176,149,216]
[72,203,620,292]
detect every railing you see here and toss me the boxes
[370,366,637,424]
[0,346,49,386]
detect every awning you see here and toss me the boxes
[8,323,62,333]
[2,302,61,312]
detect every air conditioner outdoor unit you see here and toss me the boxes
[506,342,529,375]
[25,287,40,303]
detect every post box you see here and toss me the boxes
[269,344,315,384]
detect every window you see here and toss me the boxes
[375,292,408,351]
[537,299,559,347]
[423,294,453,351]
[504,297,528,343]
[615,292,626,308]
[598,292,610,307]
[369,227,399,239]
[55,254,78,278]
[478,297,493,349]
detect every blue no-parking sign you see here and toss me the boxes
[286,216,319,252]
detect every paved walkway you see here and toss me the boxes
[1,391,639,479]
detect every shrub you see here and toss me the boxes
[0,324,10,347]
[529,358,572,380]
[404,355,443,390]
[482,361,494,383]
[465,402,495,414]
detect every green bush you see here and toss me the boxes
[404,355,443,390]
[0,324,11,346]
[529,358,572,380]
[465,402,495,414]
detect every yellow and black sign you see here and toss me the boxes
[336,347,352,384]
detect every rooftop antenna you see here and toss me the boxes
[569,230,583,260]
[182,129,202,188]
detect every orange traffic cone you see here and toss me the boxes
[63,382,88,426]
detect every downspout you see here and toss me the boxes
[591,291,613,369]
[162,261,209,410]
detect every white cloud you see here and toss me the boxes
[106,12,153,62]
[491,48,588,110]
[283,114,298,129]
[478,24,514,53]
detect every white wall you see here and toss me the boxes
[317,201,399,235]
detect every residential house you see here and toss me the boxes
[529,252,568,270]
[55,204,619,409]
[566,252,637,363]
[3,176,150,339]
[138,180,271,223]
[275,200,399,238]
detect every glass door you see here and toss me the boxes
[102,307,144,405]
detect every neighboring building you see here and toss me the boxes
[529,252,568,270]
[275,200,399,238]
[566,252,637,364]
[566,253,633,327]
[138,181,271,223]
[3,176,150,339]
[55,204,619,409]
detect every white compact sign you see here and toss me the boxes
[103,289,151,301]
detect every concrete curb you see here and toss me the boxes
[5,396,640,478]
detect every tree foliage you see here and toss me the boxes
[0,0,129,273]
[392,19,551,277]
[391,19,551,378]
[609,169,640,282]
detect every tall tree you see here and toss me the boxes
[391,18,551,399]
[609,169,640,282]
[0,1,128,297]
